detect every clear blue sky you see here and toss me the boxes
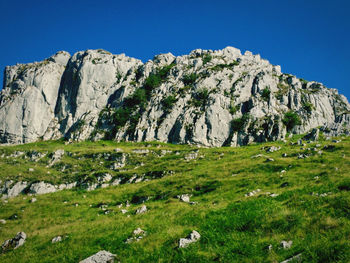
[1,0,349,98]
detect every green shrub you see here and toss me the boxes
[162,95,177,112]
[302,101,314,113]
[261,87,271,101]
[283,111,301,130]
[144,64,175,97]
[229,103,240,115]
[211,61,239,71]
[202,54,212,65]
[179,85,192,97]
[276,83,289,99]
[231,114,250,132]
[183,73,198,86]
[191,88,210,108]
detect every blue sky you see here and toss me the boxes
[1,0,349,98]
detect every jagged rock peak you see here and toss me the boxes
[1,46,349,146]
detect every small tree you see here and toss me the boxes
[261,87,271,101]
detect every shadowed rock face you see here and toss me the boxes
[1,47,349,146]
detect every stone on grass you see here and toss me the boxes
[51,236,62,243]
[266,146,281,153]
[280,240,293,249]
[1,232,26,252]
[280,253,302,263]
[245,189,261,197]
[125,228,146,243]
[179,230,201,248]
[79,250,116,263]
[178,194,191,203]
[135,205,147,214]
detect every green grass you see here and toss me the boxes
[0,136,349,262]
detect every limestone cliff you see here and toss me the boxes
[1,47,349,146]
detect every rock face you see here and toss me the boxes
[1,47,350,146]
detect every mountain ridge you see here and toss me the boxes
[1,46,349,146]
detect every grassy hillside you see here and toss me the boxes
[0,136,349,262]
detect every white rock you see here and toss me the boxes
[179,230,201,248]
[29,182,57,195]
[280,253,302,263]
[79,250,116,263]
[1,232,26,251]
[135,205,147,214]
[280,240,293,249]
[51,236,62,243]
[178,194,191,203]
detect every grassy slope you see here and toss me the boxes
[0,136,349,262]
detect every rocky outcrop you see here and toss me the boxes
[1,47,349,146]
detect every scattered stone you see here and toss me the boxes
[51,236,62,243]
[282,153,287,157]
[184,152,198,161]
[280,253,302,263]
[267,244,273,251]
[125,228,147,243]
[28,168,34,172]
[135,205,147,214]
[245,189,261,197]
[269,193,279,198]
[121,209,128,214]
[298,153,309,159]
[110,154,127,170]
[30,197,37,203]
[79,250,116,263]
[28,151,47,162]
[177,194,191,203]
[280,240,293,249]
[1,232,26,252]
[179,230,201,248]
[265,158,274,162]
[297,139,303,145]
[0,219,6,224]
[332,139,341,143]
[132,149,149,154]
[48,149,65,167]
[266,146,281,153]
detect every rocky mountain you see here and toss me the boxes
[1,47,349,146]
